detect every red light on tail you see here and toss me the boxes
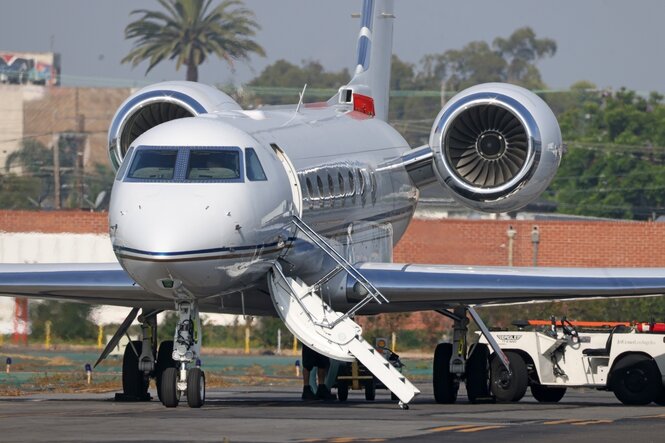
[353,94,375,117]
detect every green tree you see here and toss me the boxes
[30,301,98,343]
[254,317,293,349]
[419,27,556,92]
[0,174,43,209]
[123,0,265,82]
[245,59,350,105]
[546,86,665,220]
[493,27,556,88]
[5,139,53,175]
[2,140,53,209]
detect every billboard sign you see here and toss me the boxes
[0,51,60,86]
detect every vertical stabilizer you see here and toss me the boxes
[337,0,395,121]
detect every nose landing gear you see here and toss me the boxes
[159,301,205,408]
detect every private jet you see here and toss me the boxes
[3,0,665,408]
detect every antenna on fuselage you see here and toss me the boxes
[295,83,307,114]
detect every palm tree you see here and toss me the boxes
[122,0,265,82]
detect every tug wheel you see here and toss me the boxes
[530,384,567,402]
[610,354,660,405]
[490,351,528,402]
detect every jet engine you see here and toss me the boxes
[107,81,241,170]
[430,83,563,213]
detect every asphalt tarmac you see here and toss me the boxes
[1,385,665,442]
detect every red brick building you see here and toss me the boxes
[3,211,664,268]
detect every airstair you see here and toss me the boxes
[268,216,420,406]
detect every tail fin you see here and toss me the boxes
[337,0,395,121]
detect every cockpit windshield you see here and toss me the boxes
[127,149,178,180]
[187,150,240,180]
[122,146,245,183]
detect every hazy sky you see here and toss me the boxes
[0,0,663,93]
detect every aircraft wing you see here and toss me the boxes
[344,263,665,309]
[3,261,664,312]
[0,263,170,309]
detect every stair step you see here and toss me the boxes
[268,262,420,405]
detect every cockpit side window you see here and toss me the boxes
[187,150,241,180]
[115,146,134,181]
[127,149,177,180]
[245,148,267,181]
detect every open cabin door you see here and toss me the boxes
[270,143,302,217]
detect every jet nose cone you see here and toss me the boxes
[110,184,253,258]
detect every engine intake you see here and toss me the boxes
[107,81,241,170]
[430,83,563,213]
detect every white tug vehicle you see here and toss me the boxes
[477,318,665,405]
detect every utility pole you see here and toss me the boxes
[531,226,540,266]
[506,225,517,266]
[440,79,447,108]
[52,110,61,209]
[76,104,86,208]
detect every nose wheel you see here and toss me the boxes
[158,301,205,408]
[187,367,206,408]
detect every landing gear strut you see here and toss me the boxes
[159,301,205,408]
[117,309,158,402]
[433,305,509,404]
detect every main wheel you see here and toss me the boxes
[122,340,149,399]
[337,382,349,402]
[466,343,492,403]
[490,351,528,402]
[433,343,458,404]
[364,379,376,401]
[155,340,176,403]
[530,384,567,402]
[187,367,205,408]
[160,367,180,408]
[610,354,661,405]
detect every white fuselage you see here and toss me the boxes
[109,104,417,307]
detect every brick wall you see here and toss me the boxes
[394,219,665,268]
[2,211,664,268]
[0,211,108,234]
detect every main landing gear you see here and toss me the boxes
[118,302,205,408]
[432,305,510,404]
[117,309,157,402]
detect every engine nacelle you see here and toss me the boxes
[107,81,241,170]
[430,83,563,213]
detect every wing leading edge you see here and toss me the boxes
[343,263,665,309]
[0,263,168,309]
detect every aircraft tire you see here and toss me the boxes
[160,367,180,407]
[610,354,660,405]
[530,384,567,402]
[490,351,528,402]
[155,340,176,403]
[122,340,149,399]
[433,343,458,404]
[187,367,205,408]
[466,343,492,403]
